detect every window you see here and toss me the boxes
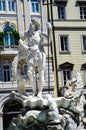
[3,65,11,82]
[3,26,15,46]
[62,70,71,86]
[84,104,86,117]
[31,0,39,13]
[0,0,5,11]
[85,70,86,84]
[59,62,73,86]
[59,35,69,52]
[81,63,86,84]
[58,5,66,19]
[82,36,86,52]
[8,0,16,11]
[80,6,86,19]
[4,33,15,46]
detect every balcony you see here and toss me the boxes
[0,81,54,95]
[0,81,18,90]
[0,45,18,55]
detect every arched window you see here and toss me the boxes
[3,100,23,130]
[59,62,74,86]
[3,26,15,46]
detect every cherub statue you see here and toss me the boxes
[12,17,52,97]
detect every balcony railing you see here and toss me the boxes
[0,81,18,89]
[0,45,18,55]
[0,45,18,51]
[0,81,54,95]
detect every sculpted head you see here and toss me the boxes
[30,17,41,31]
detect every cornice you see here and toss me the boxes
[54,26,86,30]
[0,13,17,18]
[52,19,86,22]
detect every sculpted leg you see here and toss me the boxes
[18,79,27,96]
[37,71,45,97]
[27,67,36,96]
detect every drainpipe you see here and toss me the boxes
[49,0,59,96]
[46,0,51,93]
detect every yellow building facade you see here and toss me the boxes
[50,0,86,97]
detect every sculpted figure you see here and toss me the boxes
[12,18,52,97]
[63,71,84,114]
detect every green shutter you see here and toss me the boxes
[0,32,4,45]
[12,30,20,45]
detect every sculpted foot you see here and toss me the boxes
[37,91,42,98]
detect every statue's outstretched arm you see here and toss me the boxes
[40,22,52,42]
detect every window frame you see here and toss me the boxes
[3,64,11,82]
[3,26,15,47]
[31,0,40,13]
[4,32,15,46]
[8,0,16,12]
[0,0,5,11]
[82,35,86,54]
[62,69,72,86]
[80,6,86,19]
[58,4,66,20]
[59,35,70,53]
[84,70,86,84]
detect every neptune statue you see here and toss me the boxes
[12,17,52,97]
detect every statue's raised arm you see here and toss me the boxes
[39,22,52,42]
